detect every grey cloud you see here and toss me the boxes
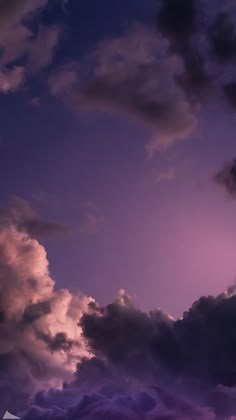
[0,196,70,239]
[49,25,197,153]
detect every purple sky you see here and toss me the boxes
[0,0,236,319]
[4,1,236,418]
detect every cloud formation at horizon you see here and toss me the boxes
[0,198,236,418]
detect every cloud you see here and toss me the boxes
[47,3,236,155]
[18,288,236,419]
[156,0,199,42]
[0,0,62,94]
[0,196,71,239]
[214,158,236,196]
[0,0,47,27]
[49,24,198,153]
[0,198,93,416]
[0,67,25,93]
[1,24,61,73]
[208,12,236,62]
[2,199,236,417]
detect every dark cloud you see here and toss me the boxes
[49,25,197,154]
[0,196,70,239]
[0,220,235,418]
[208,12,236,62]
[175,48,211,103]
[81,291,236,389]
[22,301,51,324]
[48,3,236,154]
[36,331,76,353]
[156,0,212,104]
[156,0,199,42]
[10,289,236,419]
[215,158,236,196]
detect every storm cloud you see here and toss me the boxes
[18,288,236,419]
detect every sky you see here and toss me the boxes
[3,0,236,418]
[1,0,236,318]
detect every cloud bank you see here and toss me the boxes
[0,199,236,418]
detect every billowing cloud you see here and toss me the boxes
[2,199,236,417]
[214,158,236,196]
[0,201,93,416]
[17,288,236,419]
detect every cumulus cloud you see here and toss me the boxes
[2,198,236,417]
[0,200,93,416]
[17,288,236,419]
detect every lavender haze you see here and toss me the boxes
[1,0,236,418]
